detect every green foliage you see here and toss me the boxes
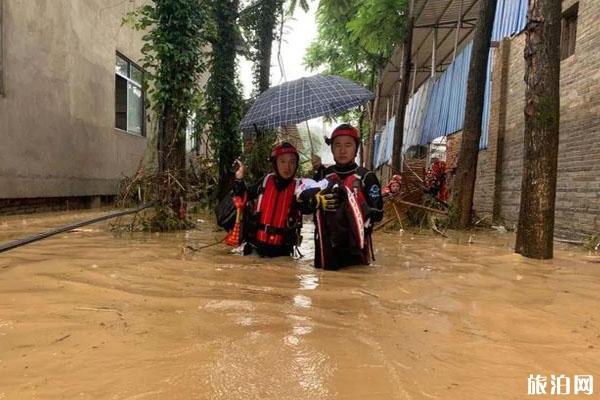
[240,0,311,95]
[239,0,282,94]
[244,130,277,183]
[347,0,406,58]
[304,0,406,129]
[125,0,208,131]
[286,0,309,15]
[304,0,389,86]
[141,204,193,231]
[123,0,210,228]
[200,0,244,198]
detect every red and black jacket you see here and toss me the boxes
[302,162,384,269]
[232,173,303,254]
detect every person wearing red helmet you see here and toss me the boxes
[299,124,383,270]
[383,174,402,198]
[220,142,308,257]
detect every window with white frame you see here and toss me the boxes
[115,53,144,135]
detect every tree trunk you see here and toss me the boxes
[258,0,278,94]
[450,0,498,228]
[214,0,242,198]
[161,104,187,218]
[515,0,561,259]
[362,67,376,168]
[391,1,413,172]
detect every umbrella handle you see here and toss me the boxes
[304,121,315,155]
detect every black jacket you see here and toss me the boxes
[309,162,384,223]
[298,162,383,269]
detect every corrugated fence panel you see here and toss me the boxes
[414,0,527,150]
[373,131,381,167]
[421,74,444,144]
[374,117,395,168]
[383,117,395,166]
[403,78,433,153]
[480,49,495,149]
[446,42,472,134]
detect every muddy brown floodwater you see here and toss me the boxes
[1,209,599,399]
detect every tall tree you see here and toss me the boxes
[347,0,406,169]
[515,0,561,259]
[256,0,279,93]
[304,0,405,163]
[391,0,412,172]
[450,0,498,228]
[241,0,309,95]
[127,0,208,224]
[205,0,243,198]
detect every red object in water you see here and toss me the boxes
[426,160,448,202]
[225,195,247,247]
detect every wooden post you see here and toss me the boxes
[431,27,437,77]
[386,98,390,122]
[453,0,464,61]
[366,79,382,170]
[411,54,418,95]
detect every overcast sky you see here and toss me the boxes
[239,3,319,98]
[238,3,337,164]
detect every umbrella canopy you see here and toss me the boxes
[240,74,374,133]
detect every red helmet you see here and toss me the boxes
[391,174,402,182]
[270,142,299,160]
[328,124,360,147]
[270,142,300,179]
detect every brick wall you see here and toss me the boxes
[445,132,461,196]
[472,0,600,239]
[445,133,461,171]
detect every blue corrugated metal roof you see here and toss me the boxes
[417,0,527,148]
[492,0,528,40]
[375,0,528,167]
[446,42,472,134]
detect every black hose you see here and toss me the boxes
[0,202,156,254]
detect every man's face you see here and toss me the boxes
[390,182,401,193]
[332,135,357,165]
[276,153,297,179]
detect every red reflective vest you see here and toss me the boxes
[254,174,298,246]
[325,172,369,249]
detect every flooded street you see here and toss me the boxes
[1,210,599,399]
